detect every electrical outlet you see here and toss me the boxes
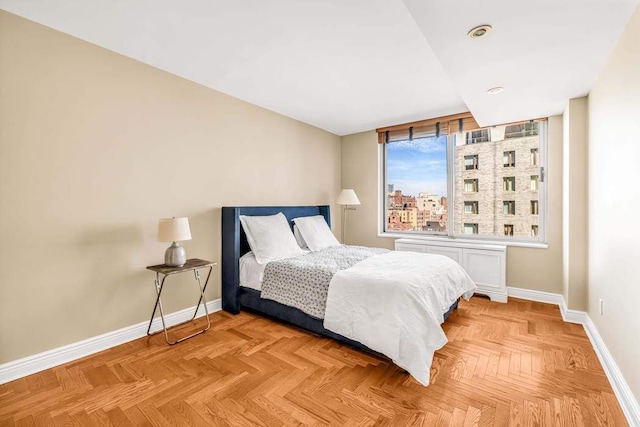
[599,298,604,316]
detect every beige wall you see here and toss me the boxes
[562,97,588,310]
[340,131,394,249]
[507,116,563,293]
[341,116,563,294]
[0,11,341,363]
[587,4,640,403]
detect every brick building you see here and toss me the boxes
[453,123,540,237]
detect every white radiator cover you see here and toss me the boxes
[395,238,507,302]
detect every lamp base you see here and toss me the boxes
[165,242,186,267]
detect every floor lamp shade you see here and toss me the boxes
[158,217,192,267]
[337,189,361,206]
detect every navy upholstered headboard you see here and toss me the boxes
[221,205,331,313]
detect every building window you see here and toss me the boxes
[531,175,539,191]
[464,155,479,170]
[531,225,539,237]
[531,148,538,166]
[503,201,516,215]
[464,223,478,235]
[380,116,547,243]
[464,201,478,214]
[464,179,478,192]
[466,129,490,144]
[503,177,516,192]
[504,224,514,236]
[531,200,539,215]
[503,151,516,167]
[505,122,539,139]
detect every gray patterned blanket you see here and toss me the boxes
[260,245,389,318]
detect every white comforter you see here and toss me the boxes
[323,250,476,386]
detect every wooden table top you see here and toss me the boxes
[146,258,216,274]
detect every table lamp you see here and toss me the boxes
[158,217,191,267]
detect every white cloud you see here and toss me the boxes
[390,137,446,154]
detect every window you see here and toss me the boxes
[531,225,539,237]
[505,122,539,139]
[504,224,514,236]
[464,201,478,214]
[531,148,538,166]
[531,175,539,191]
[531,200,539,215]
[503,177,516,192]
[464,155,478,170]
[380,114,547,243]
[466,129,490,144]
[464,223,478,235]
[503,201,516,215]
[503,151,516,167]
[384,135,448,233]
[464,179,478,192]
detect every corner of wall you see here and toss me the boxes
[562,97,589,311]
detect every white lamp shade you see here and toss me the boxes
[337,189,361,205]
[158,217,192,242]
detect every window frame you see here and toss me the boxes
[379,120,548,247]
[503,176,516,192]
[464,178,479,193]
[531,200,539,215]
[464,201,479,214]
[505,122,539,139]
[531,148,539,166]
[503,150,516,167]
[531,175,539,191]
[531,225,539,237]
[464,154,479,170]
[503,200,516,215]
[463,223,479,235]
[466,129,490,144]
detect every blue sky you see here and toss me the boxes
[386,136,448,198]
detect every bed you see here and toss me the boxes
[222,205,379,352]
[221,205,475,385]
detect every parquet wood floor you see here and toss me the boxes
[0,297,627,426]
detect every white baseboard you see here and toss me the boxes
[508,287,585,324]
[583,315,640,426]
[0,298,221,385]
[477,289,508,303]
[508,286,564,305]
[559,300,588,325]
[508,286,638,425]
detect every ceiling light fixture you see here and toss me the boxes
[468,25,492,39]
[486,87,504,95]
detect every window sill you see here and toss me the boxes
[378,232,549,249]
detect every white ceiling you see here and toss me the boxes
[403,0,639,127]
[0,0,637,135]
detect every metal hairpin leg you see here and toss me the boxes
[146,265,213,345]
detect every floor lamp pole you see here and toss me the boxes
[342,205,347,243]
[337,189,360,244]
[342,205,356,244]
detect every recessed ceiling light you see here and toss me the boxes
[468,25,492,39]
[486,87,504,95]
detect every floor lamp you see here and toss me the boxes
[337,189,361,243]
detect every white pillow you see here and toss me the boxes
[293,225,309,249]
[239,213,304,265]
[293,215,341,251]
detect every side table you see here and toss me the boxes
[146,258,216,345]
